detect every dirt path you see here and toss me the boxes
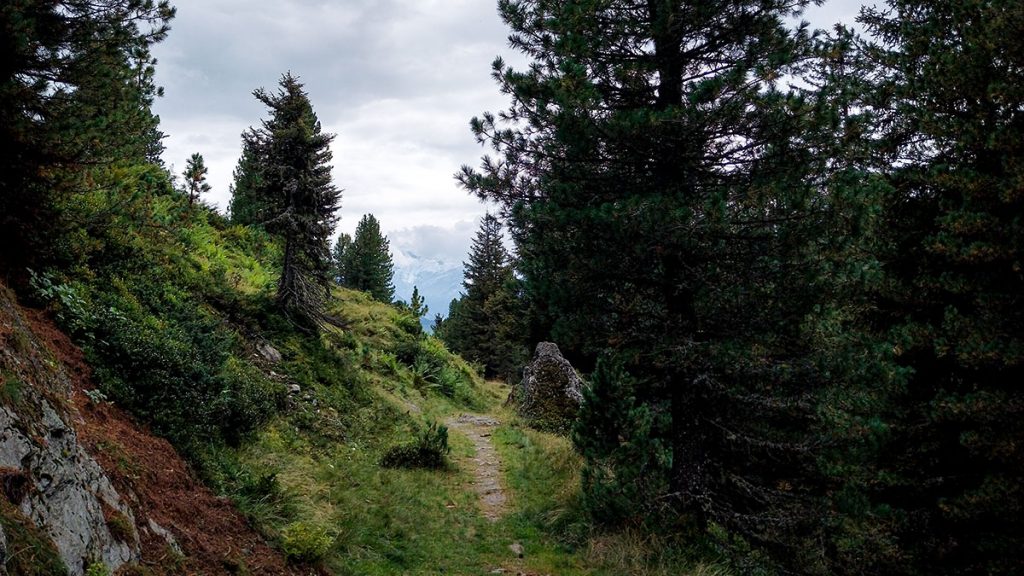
[446,414,507,521]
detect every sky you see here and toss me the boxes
[152,0,865,269]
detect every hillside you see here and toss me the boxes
[0,177,721,575]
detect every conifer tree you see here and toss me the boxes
[330,232,352,284]
[247,73,341,324]
[341,214,395,302]
[409,286,428,320]
[182,153,211,206]
[430,313,445,335]
[0,0,174,273]
[461,0,825,564]
[827,2,1024,572]
[440,214,525,379]
[228,138,266,225]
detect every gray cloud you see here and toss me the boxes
[154,0,866,268]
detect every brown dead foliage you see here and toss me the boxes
[21,307,326,576]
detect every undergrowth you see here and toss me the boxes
[22,165,731,575]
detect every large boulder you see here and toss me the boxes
[509,342,585,432]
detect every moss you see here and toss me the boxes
[0,499,68,576]
[0,372,23,406]
[104,508,134,543]
[280,521,332,564]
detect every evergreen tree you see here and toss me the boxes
[409,286,428,320]
[247,73,341,324]
[0,0,174,274]
[826,2,1024,573]
[228,137,266,225]
[430,313,445,335]
[330,232,352,284]
[461,0,827,566]
[182,153,211,206]
[440,214,525,379]
[341,214,395,302]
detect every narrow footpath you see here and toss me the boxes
[445,413,508,521]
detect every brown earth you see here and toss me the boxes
[22,307,321,576]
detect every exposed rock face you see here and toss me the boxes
[0,524,8,576]
[509,342,585,431]
[0,287,139,575]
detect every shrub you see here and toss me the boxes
[280,521,332,564]
[380,421,450,469]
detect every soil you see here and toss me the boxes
[22,307,320,576]
[445,414,507,521]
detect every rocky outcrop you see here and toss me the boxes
[508,342,585,431]
[0,286,139,575]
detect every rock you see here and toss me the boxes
[509,342,584,432]
[0,286,140,575]
[256,341,282,363]
[288,384,301,394]
[509,541,524,558]
[146,518,182,556]
[0,524,8,576]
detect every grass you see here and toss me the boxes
[37,181,729,574]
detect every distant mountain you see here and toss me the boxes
[392,248,464,333]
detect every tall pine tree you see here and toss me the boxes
[247,73,341,324]
[831,2,1024,573]
[0,0,174,275]
[460,0,833,568]
[440,214,525,379]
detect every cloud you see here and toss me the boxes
[389,220,479,268]
[153,0,867,250]
[152,0,518,243]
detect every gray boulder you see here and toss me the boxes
[509,342,585,431]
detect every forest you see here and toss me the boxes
[0,0,1021,575]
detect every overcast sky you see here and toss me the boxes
[152,0,864,266]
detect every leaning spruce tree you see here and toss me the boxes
[247,72,341,324]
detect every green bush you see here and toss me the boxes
[380,421,450,469]
[280,521,332,564]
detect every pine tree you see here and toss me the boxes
[247,73,341,324]
[440,214,525,379]
[828,2,1024,572]
[430,313,445,335]
[410,286,428,320]
[461,0,827,566]
[330,233,352,284]
[228,137,266,225]
[0,0,174,274]
[341,214,395,302]
[182,153,211,206]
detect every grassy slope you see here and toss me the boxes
[34,174,728,575]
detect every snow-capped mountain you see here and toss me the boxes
[391,247,464,332]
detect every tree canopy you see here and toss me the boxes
[339,214,395,302]
[245,72,341,324]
